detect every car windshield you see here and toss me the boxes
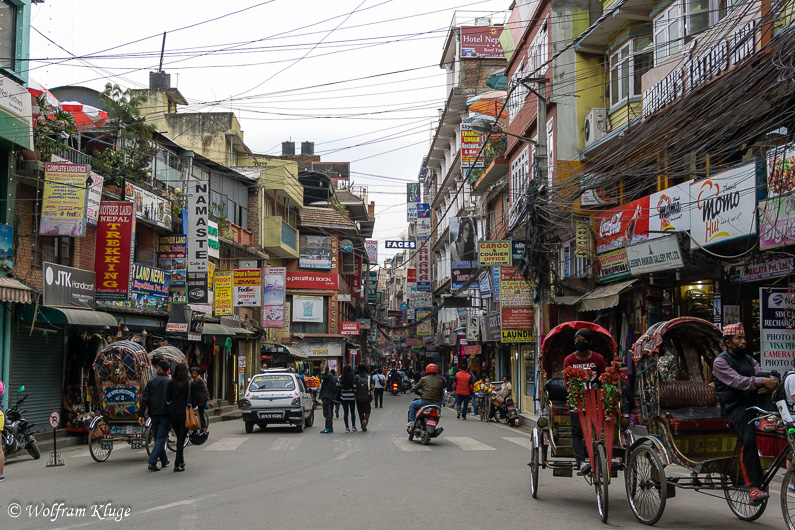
[249,374,296,392]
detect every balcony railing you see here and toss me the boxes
[54,145,94,166]
[261,216,300,258]
[281,220,297,249]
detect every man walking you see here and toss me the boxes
[139,359,171,471]
[318,364,336,434]
[189,367,210,432]
[372,367,386,408]
[454,365,474,420]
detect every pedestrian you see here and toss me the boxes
[260,360,269,373]
[435,370,447,406]
[166,362,191,472]
[355,364,374,431]
[0,379,5,482]
[189,366,210,432]
[454,364,475,420]
[139,359,171,472]
[339,364,358,432]
[331,369,341,418]
[318,363,336,434]
[372,367,386,408]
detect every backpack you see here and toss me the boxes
[356,376,371,401]
[773,370,795,407]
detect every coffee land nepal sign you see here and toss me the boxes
[689,161,758,249]
[759,287,795,372]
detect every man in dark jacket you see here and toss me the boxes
[318,364,337,434]
[190,367,210,432]
[139,359,171,471]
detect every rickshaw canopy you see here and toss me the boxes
[632,317,722,363]
[541,321,617,377]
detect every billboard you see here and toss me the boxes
[450,217,478,290]
[293,296,325,323]
[40,163,89,237]
[214,271,233,316]
[43,262,95,309]
[262,267,286,328]
[123,180,172,230]
[478,241,512,266]
[759,192,795,249]
[594,195,650,255]
[94,202,135,300]
[286,272,339,290]
[299,234,333,269]
[158,234,187,304]
[760,287,795,372]
[365,240,378,264]
[461,123,485,169]
[234,269,262,307]
[460,26,505,58]
[130,264,171,311]
[767,143,795,198]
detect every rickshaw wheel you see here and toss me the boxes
[625,445,667,525]
[780,467,795,529]
[89,419,112,463]
[722,475,767,521]
[594,442,609,523]
[530,429,540,499]
[144,425,154,456]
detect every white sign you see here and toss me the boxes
[299,341,342,358]
[417,218,432,240]
[407,203,418,222]
[48,411,61,429]
[689,162,757,249]
[648,182,690,238]
[385,241,416,249]
[187,181,209,272]
[365,240,378,264]
[234,286,261,307]
[626,235,684,275]
[208,220,219,259]
[760,287,795,372]
[338,293,351,302]
[292,296,324,323]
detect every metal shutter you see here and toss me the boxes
[10,329,65,433]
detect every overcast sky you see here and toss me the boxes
[29,0,509,267]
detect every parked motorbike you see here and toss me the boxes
[1,386,41,460]
[407,397,444,445]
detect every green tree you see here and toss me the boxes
[32,94,77,161]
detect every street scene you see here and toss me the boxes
[1,0,795,528]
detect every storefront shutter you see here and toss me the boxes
[10,329,65,432]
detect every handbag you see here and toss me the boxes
[185,381,201,431]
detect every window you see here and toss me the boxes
[34,237,73,267]
[655,0,736,63]
[560,240,586,278]
[135,248,156,267]
[527,22,549,75]
[0,1,17,71]
[609,37,653,108]
[654,2,683,64]
[686,0,730,35]
[510,145,530,203]
[508,58,528,122]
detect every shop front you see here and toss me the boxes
[293,339,344,374]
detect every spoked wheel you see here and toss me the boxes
[530,429,540,499]
[144,424,154,456]
[625,445,667,525]
[593,442,609,524]
[781,467,795,529]
[722,475,768,521]
[166,426,189,452]
[89,419,112,462]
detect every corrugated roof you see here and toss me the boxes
[299,206,356,229]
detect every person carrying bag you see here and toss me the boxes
[186,381,201,431]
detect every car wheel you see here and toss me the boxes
[295,419,304,433]
[305,409,315,428]
[244,421,254,434]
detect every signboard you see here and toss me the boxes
[466,316,480,342]
[367,271,378,303]
[478,241,512,266]
[385,240,416,249]
[501,329,534,343]
[451,217,478,290]
[275,301,292,342]
[767,143,795,198]
[760,287,795,372]
[407,182,420,203]
[293,296,325,323]
[417,203,430,218]
[461,123,485,169]
[416,309,432,336]
[208,220,220,259]
[311,162,350,183]
[365,240,378,264]
[187,272,209,304]
[759,192,795,249]
[478,269,492,298]
[460,25,504,58]
[214,271,233,316]
[729,254,795,282]
[40,163,89,237]
[286,272,339,290]
[596,248,631,283]
[94,202,135,300]
[417,243,431,291]
[690,162,758,248]
[85,171,104,227]
[594,195,650,255]
[234,269,262,307]
[625,235,684,276]
[356,318,371,330]
[351,254,362,297]
[338,293,351,302]
[463,345,482,356]
[186,180,209,274]
[300,340,343,357]
[158,234,187,303]
[340,322,360,335]
[43,262,95,309]
[339,239,353,253]
[0,223,12,259]
[262,267,286,328]
[123,180,172,230]
[407,202,418,222]
[501,307,533,329]
[648,182,691,238]
[485,312,501,341]
[299,234,333,269]
[130,264,170,311]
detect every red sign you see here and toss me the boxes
[94,201,135,299]
[340,321,360,335]
[417,245,430,284]
[463,345,482,356]
[501,307,534,329]
[350,254,362,298]
[407,268,416,284]
[287,272,339,290]
[460,26,504,58]
[594,196,650,255]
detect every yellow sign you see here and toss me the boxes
[478,240,512,266]
[214,270,233,316]
[208,261,216,289]
[575,220,590,258]
[500,329,534,343]
[40,163,90,237]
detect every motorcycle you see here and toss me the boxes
[1,386,41,460]
[492,395,519,426]
[389,381,400,396]
[407,396,444,445]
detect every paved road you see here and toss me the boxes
[0,393,788,529]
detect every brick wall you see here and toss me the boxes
[459,57,507,91]
[14,183,39,289]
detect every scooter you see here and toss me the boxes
[389,381,400,396]
[492,396,519,426]
[407,396,444,445]
[1,386,41,460]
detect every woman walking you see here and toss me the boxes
[166,362,190,472]
[355,364,374,431]
[339,365,357,432]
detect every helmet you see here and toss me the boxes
[426,363,439,375]
[189,429,209,446]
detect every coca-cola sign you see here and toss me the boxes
[594,196,650,255]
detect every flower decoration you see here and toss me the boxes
[565,366,593,410]
[599,361,627,417]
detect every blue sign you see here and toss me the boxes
[493,266,500,302]
[417,203,430,218]
[0,223,12,259]
[417,281,431,292]
[131,263,171,298]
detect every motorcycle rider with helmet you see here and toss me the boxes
[406,364,445,427]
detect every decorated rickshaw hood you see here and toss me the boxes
[631,317,722,362]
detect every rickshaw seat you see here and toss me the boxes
[663,407,730,433]
[545,378,568,402]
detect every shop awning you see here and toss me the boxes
[233,327,255,337]
[202,323,236,336]
[0,277,32,304]
[43,307,118,327]
[552,295,582,306]
[578,279,638,312]
[261,342,309,359]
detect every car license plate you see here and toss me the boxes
[259,412,283,419]
[426,420,437,427]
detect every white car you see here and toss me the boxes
[241,370,314,433]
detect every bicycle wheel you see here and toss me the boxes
[722,476,768,521]
[89,419,112,463]
[781,467,795,529]
[625,445,667,525]
[530,429,540,499]
[144,424,153,456]
[594,442,609,523]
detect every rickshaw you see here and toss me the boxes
[88,341,152,462]
[530,321,629,523]
[627,317,795,526]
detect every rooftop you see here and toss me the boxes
[299,207,356,230]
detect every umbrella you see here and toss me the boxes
[486,68,507,90]
[60,101,109,130]
[466,90,507,117]
[28,79,59,109]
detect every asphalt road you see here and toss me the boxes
[0,393,789,529]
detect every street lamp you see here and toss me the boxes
[469,118,537,145]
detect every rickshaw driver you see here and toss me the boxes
[563,328,606,475]
[712,322,779,505]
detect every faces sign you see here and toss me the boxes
[94,202,135,300]
[385,241,415,249]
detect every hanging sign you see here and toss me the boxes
[234,269,262,307]
[94,201,135,300]
[214,270,233,316]
[187,180,209,273]
[625,235,684,275]
[40,163,89,237]
[262,267,286,328]
[596,248,631,283]
[43,262,95,309]
[759,287,795,372]
[365,240,378,264]
[478,241,512,266]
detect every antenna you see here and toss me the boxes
[159,32,167,72]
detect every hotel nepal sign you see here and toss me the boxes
[94,202,135,300]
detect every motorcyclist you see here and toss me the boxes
[387,368,401,391]
[406,364,444,427]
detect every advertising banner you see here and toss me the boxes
[625,235,684,275]
[356,318,371,330]
[649,182,691,238]
[124,180,172,230]
[407,202,418,222]
[340,322,360,335]
[214,271,233,316]
[262,267,286,328]
[417,243,431,291]
[575,220,590,258]
[501,307,534,329]
[187,272,209,305]
[158,234,187,304]
[478,241,512,266]
[293,296,325,323]
[485,312,502,341]
[501,329,534,343]
[479,269,492,298]
[407,182,420,203]
[461,123,485,169]
[94,201,135,300]
[759,192,795,249]
[729,254,794,282]
[186,180,209,276]
[286,272,339,290]
[43,262,95,309]
[594,195,650,255]
[385,240,415,249]
[130,264,170,311]
[766,143,795,198]
[208,220,220,259]
[460,26,505,58]
[416,309,432,336]
[417,203,430,218]
[408,292,432,311]
[690,162,758,248]
[351,254,362,297]
[234,269,262,307]
[40,163,89,237]
[365,240,378,264]
[451,217,479,290]
[596,248,631,283]
[86,171,104,227]
[299,235,333,269]
[417,218,432,240]
[760,287,795,372]
[0,223,12,259]
[368,271,378,303]
[493,266,500,302]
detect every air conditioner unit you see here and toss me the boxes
[583,108,609,148]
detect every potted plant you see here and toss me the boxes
[24,95,78,162]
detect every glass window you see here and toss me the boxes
[248,374,296,392]
[0,1,17,71]
[508,58,528,123]
[654,2,683,64]
[609,38,653,108]
[34,237,73,267]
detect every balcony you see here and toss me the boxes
[261,216,300,259]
